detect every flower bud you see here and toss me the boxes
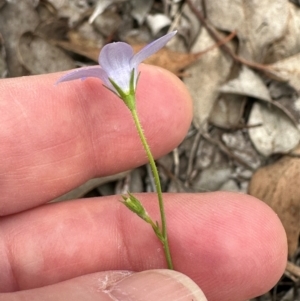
[121,193,151,223]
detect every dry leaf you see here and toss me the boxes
[264,2,300,64]
[205,0,289,62]
[219,179,240,192]
[270,52,300,91]
[137,45,207,74]
[183,27,234,129]
[93,9,122,37]
[89,0,116,24]
[193,166,232,192]
[276,95,300,127]
[221,130,261,170]
[53,30,101,61]
[146,14,171,35]
[248,102,300,156]
[248,148,300,256]
[18,32,75,74]
[180,1,202,47]
[0,1,40,76]
[209,94,246,129]
[131,0,154,25]
[219,66,271,102]
[50,0,93,27]
[52,172,129,202]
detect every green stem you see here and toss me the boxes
[130,108,174,270]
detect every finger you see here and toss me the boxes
[0,270,207,301]
[0,192,287,301]
[0,65,192,215]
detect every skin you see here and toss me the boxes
[0,65,287,301]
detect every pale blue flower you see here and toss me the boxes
[56,31,177,97]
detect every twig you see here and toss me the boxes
[202,132,255,170]
[156,161,190,192]
[192,30,237,60]
[185,0,278,78]
[172,148,180,177]
[185,129,202,185]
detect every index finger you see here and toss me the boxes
[0,65,192,215]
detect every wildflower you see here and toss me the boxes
[56,30,177,270]
[56,31,177,101]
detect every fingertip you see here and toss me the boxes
[169,192,287,301]
[137,64,193,147]
[142,64,193,117]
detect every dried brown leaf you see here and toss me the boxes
[248,148,300,256]
[134,44,207,74]
[51,32,100,62]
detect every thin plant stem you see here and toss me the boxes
[130,108,174,270]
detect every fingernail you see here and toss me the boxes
[107,269,207,301]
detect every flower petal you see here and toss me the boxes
[130,31,177,67]
[99,42,134,92]
[55,66,110,86]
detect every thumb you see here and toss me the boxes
[2,270,207,301]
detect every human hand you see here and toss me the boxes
[0,65,287,301]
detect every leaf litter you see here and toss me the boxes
[1,0,300,299]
